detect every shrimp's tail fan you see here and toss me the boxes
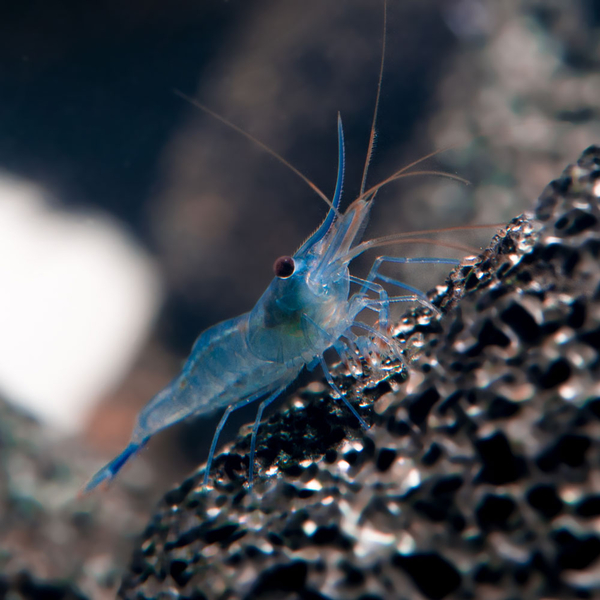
[80,440,147,495]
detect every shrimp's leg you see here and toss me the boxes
[82,437,150,494]
[347,283,422,369]
[338,333,376,377]
[374,273,440,315]
[351,319,403,361]
[300,315,369,429]
[352,271,427,324]
[320,356,369,429]
[203,388,274,487]
[349,275,391,329]
[334,338,362,376]
[364,256,461,314]
[350,275,420,331]
[248,386,288,485]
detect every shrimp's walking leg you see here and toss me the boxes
[349,275,391,329]
[320,356,369,429]
[82,437,150,494]
[364,256,461,314]
[351,319,403,361]
[334,338,362,376]
[300,313,368,429]
[203,388,274,487]
[350,274,417,334]
[248,386,288,485]
[347,281,422,369]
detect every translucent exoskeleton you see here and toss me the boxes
[82,3,487,494]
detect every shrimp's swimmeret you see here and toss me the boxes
[82,2,483,494]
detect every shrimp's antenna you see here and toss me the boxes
[358,237,480,255]
[360,0,387,196]
[361,165,469,201]
[357,144,465,202]
[342,222,505,263]
[347,236,480,259]
[174,90,336,212]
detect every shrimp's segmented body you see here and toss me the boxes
[83,4,472,493]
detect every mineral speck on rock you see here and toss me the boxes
[120,146,600,599]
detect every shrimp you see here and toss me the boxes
[82,2,480,494]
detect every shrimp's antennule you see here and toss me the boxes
[173,90,337,214]
[297,113,346,253]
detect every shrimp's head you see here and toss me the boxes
[246,109,373,364]
[246,249,350,363]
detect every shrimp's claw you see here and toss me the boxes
[80,440,146,496]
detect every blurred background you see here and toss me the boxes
[0,0,599,597]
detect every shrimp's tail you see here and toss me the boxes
[80,439,148,495]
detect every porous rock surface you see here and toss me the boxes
[120,147,600,599]
[0,392,152,600]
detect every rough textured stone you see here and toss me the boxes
[0,390,156,600]
[119,148,600,599]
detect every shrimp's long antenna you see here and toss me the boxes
[358,144,466,203]
[360,0,387,196]
[355,142,470,209]
[342,222,505,263]
[356,237,480,255]
[363,162,469,201]
[174,90,336,212]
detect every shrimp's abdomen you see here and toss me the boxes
[83,313,302,494]
[133,313,301,441]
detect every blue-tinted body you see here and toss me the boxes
[83,118,371,492]
[83,107,463,493]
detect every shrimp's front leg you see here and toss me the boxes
[363,255,461,315]
[349,274,391,330]
[345,284,408,367]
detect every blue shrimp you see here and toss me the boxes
[82,112,466,493]
[82,6,472,494]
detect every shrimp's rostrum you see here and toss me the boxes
[82,2,476,494]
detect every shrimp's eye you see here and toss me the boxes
[273,255,295,278]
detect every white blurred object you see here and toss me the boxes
[0,173,163,433]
